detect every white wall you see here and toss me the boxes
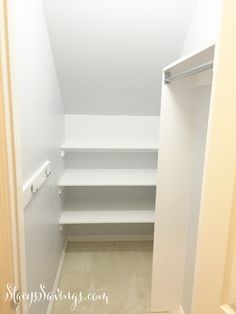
[181,0,223,56]
[42,0,198,116]
[151,78,212,313]
[8,0,65,313]
[64,115,160,142]
[151,76,197,313]
[182,86,211,314]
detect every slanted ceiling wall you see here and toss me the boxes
[42,0,198,115]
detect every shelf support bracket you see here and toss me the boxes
[164,72,171,84]
[58,187,64,195]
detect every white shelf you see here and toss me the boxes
[59,209,155,224]
[58,169,157,187]
[61,140,159,154]
[164,44,215,78]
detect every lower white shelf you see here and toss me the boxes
[59,210,155,225]
[59,169,157,187]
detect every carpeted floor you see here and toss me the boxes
[51,241,153,314]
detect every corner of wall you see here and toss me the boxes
[180,0,223,57]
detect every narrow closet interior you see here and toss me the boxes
[9,0,222,313]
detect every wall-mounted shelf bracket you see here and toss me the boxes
[164,72,171,84]
[58,187,64,195]
[59,224,63,231]
[164,61,214,84]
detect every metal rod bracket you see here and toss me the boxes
[164,60,214,84]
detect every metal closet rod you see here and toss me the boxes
[164,60,214,84]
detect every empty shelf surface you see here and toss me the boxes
[61,140,159,152]
[59,209,155,224]
[58,169,157,186]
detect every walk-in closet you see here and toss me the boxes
[7,0,224,313]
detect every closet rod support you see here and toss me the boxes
[165,60,214,84]
[58,187,64,195]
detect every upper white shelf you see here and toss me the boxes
[58,169,157,187]
[61,140,159,154]
[63,115,160,155]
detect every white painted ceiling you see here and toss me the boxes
[43,0,198,115]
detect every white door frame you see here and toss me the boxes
[0,0,27,313]
[2,0,236,314]
[191,0,236,313]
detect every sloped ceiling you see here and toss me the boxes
[43,0,198,115]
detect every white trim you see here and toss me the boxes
[190,1,236,313]
[221,305,236,314]
[179,306,185,314]
[67,235,153,242]
[0,0,28,313]
[46,240,68,314]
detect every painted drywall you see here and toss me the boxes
[151,80,211,313]
[64,115,160,142]
[181,0,223,56]
[151,76,197,312]
[42,0,198,115]
[182,85,211,314]
[8,0,65,313]
[151,44,215,312]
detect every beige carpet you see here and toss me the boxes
[52,241,153,314]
